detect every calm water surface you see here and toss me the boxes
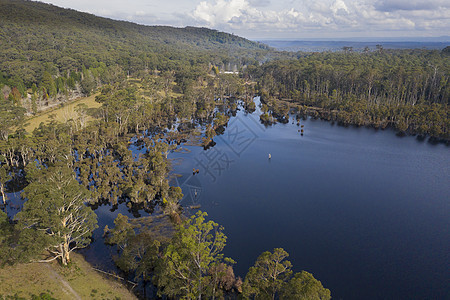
[169,99,449,300]
[74,98,449,299]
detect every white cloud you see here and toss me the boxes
[190,0,450,37]
[193,0,251,26]
[331,0,349,15]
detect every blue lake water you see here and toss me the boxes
[169,99,449,300]
[69,97,450,299]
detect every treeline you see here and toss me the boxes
[1,63,125,114]
[0,63,126,141]
[247,49,449,140]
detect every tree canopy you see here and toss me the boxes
[16,162,97,265]
[154,211,235,299]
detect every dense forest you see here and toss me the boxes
[0,0,448,299]
[248,49,449,140]
[0,0,268,88]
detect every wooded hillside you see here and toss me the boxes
[0,0,269,88]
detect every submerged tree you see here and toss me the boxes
[104,213,165,285]
[16,163,97,265]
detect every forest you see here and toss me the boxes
[0,0,448,299]
[247,49,448,140]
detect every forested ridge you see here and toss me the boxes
[0,0,448,299]
[0,0,268,98]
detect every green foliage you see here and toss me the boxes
[0,96,25,140]
[242,248,292,299]
[105,214,135,250]
[0,207,49,266]
[105,214,170,282]
[30,293,57,300]
[250,50,449,139]
[154,211,234,299]
[16,163,98,265]
[242,249,331,300]
[0,209,11,254]
[0,164,11,205]
[0,0,267,91]
[281,271,331,300]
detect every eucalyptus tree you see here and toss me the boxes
[16,163,97,265]
[154,211,234,299]
[242,248,331,300]
[242,248,292,300]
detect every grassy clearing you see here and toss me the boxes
[0,253,137,300]
[23,93,101,134]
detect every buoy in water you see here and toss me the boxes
[268,154,271,159]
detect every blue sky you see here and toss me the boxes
[41,0,449,39]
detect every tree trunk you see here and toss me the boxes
[0,183,6,205]
[61,241,70,265]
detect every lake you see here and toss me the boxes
[169,98,449,300]
[74,97,449,299]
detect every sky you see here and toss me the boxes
[41,0,450,40]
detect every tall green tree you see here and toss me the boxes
[16,163,97,265]
[154,211,233,299]
[242,248,292,300]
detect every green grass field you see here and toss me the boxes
[0,253,136,299]
[23,94,101,134]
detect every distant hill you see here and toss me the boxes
[0,0,269,86]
